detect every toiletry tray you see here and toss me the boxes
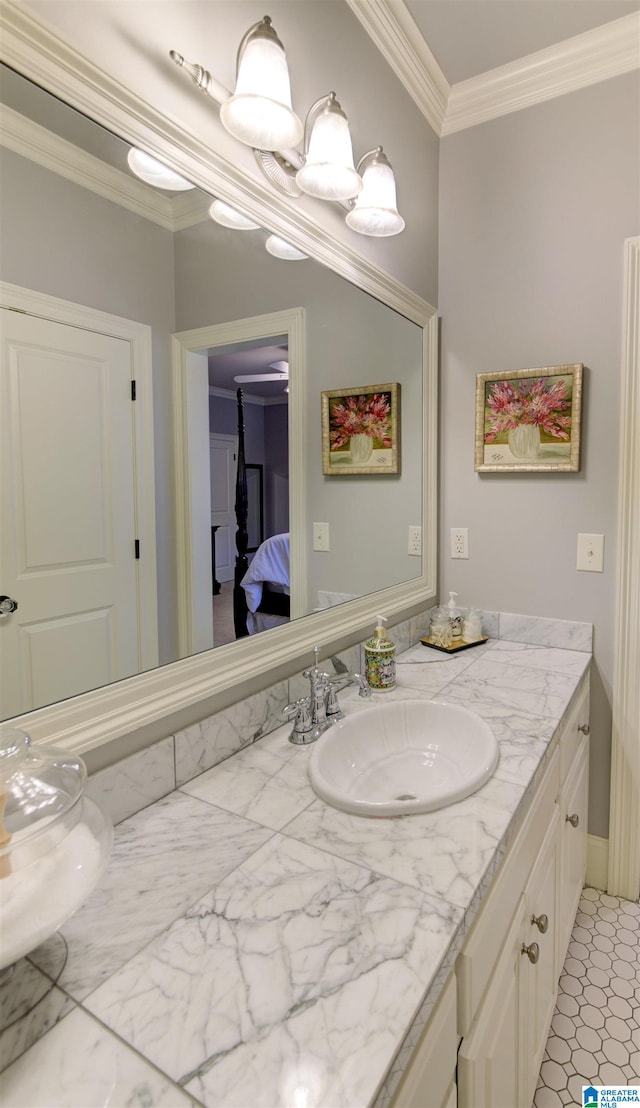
[420,635,488,655]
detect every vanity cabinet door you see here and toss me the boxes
[390,973,458,1108]
[558,739,589,964]
[458,896,528,1108]
[521,807,560,1107]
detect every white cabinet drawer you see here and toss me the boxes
[457,748,560,1034]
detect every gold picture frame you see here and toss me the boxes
[321,382,401,475]
[475,364,583,473]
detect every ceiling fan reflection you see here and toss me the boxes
[234,359,289,384]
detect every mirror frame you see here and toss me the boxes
[0,1,438,767]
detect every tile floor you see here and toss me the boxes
[533,887,640,1106]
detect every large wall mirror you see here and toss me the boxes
[0,4,437,767]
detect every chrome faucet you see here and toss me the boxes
[284,647,371,745]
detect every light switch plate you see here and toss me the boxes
[313,522,330,551]
[577,533,604,572]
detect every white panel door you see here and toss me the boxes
[1,308,140,718]
[210,434,237,584]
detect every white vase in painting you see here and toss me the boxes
[508,423,541,459]
[349,434,373,464]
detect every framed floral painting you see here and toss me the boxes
[475,364,583,473]
[321,383,401,475]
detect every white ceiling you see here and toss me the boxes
[405,0,640,85]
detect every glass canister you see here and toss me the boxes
[462,609,484,643]
[429,608,454,648]
[0,726,113,970]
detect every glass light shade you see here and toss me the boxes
[209,199,260,230]
[265,235,307,261]
[345,160,405,237]
[127,148,194,191]
[296,106,362,201]
[220,27,303,151]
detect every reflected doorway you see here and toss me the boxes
[171,308,305,660]
[208,341,289,647]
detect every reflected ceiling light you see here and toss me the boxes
[268,360,289,372]
[171,17,403,235]
[219,16,303,151]
[295,94,361,201]
[127,148,194,191]
[345,148,405,237]
[265,235,307,261]
[209,199,260,229]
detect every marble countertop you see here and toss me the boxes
[0,636,591,1108]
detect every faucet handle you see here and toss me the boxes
[284,698,314,745]
[325,684,345,722]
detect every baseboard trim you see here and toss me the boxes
[586,834,609,892]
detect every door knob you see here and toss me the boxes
[566,812,580,828]
[578,723,590,735]
[522,942,540,964]
[0,596,18,615]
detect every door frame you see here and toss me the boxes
[608,236,640,900]
[172,308,305,658]
[0,281,159,674]
[209,431,238,583]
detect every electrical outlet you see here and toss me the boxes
[577,533,604,572]
[313,522,330,551]
[450,527,469,559]
[408,525,422,556]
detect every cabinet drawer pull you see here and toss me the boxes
[578,723,590,735]
[566,813,580,828]
[531,913,549,934]
[522,942,540,964]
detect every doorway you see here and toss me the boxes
[172,308,306,659]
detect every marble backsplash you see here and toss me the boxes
[86,609,592,827]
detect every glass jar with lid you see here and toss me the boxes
[0,726,112,969]
[429,607,454,648]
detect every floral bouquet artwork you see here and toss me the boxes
[322,383,400,475]
[475,364,583,473]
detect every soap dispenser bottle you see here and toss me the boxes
[447,592,463,639]
[365,615,396,691]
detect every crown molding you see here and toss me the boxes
[348,2,639,138]
[443,11,640,135]
[345,0,449,137]
[208,385,287,407]
[0,104,214,231]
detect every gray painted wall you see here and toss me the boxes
[438,72,640,838]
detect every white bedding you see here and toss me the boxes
[241,533,290,631]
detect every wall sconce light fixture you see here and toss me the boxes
[170,14,404,237]
[127,148,195,191]
[209,199,261,229]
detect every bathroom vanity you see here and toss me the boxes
[394,676,589,1108]
[0,628,591,1108]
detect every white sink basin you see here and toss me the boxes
[308,699,499,818]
